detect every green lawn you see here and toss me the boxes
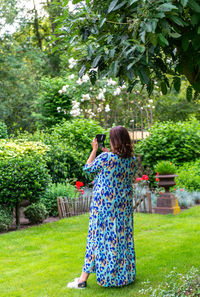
[0,206,200,297]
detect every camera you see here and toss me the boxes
[96,134,106,148]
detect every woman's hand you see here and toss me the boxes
[92,138,98,152]
[102,147,109,152]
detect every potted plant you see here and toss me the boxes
[155,161,177,192]
[154,161,180,215]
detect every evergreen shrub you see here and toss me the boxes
[24,203,48,224]
[40,182,79,217]
[135,119,200,169]
[0,207,13,232]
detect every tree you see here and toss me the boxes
[57,0,200,99]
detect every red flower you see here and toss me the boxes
[159,191,163,194]
[142,175,149,180]
[136,177,142,182]
[75,181,84,189]
[81,189,84,194]
[156,172,159,176]
[156,178,159,182]
[180,188,184,192]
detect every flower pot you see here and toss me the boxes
[157,174,178,192]
[155,174,180,215]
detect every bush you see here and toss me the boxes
[0,207,13,232]
[34,77,72,128]
[0,139,51,227]
[155,160,176,175]
[24,203,48,224]
[139,267,200,296]
[175,159,200,191]
[0,121,8,139]
[135,119,200,169]
[17,118,108,183]
[40,182,79,217]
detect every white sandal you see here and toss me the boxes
[67,278,87,289]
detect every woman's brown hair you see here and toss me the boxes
[109,126,133,158]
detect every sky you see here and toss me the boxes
[1,0,74,35]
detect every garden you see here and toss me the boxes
[1,0,200,296]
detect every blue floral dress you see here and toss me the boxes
[82,152,136,287]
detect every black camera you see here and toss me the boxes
[96,134,106,148]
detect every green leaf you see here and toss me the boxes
[188,0,200,12]
[191,13,200,26]
[186,86,193,101]
[79,65,86,77]
[100,18,106,28]
[113,0,126,11]
[113,60,119,76]
[181,0,188,6]
[158,33,169,46]
[173,76,181,93]
[182,35,190,51]
[169,15,187,27]
[169,32,181,38]
[157,3,178,12]
[129,0,138,5]
[108,0,118,13]
[92,55,101,67]
[198,26,200,34]
[161,81,167,95]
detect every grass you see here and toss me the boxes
[0,206,200,297]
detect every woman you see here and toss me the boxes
[67,126,136,289]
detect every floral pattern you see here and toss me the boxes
[82,152,136,287]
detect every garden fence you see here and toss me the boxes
[57,192,152,219]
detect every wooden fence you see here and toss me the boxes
[57,192,152,219]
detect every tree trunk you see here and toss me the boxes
[15,202,20,229]
[33,0,42,50]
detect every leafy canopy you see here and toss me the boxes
[57,0,200,98]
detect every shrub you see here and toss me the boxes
[175,159,200,191]
[135,119,200,169]
[0,121,8,139]
[24,203,48,224]
[155,160,176,175]
[0,207,13,232]
[34,77,72,128]
[139,266,200,296]
[40,182,79,217]
[0,139,51,227]
[17,118,108,183]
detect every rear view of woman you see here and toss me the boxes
[67,126,136,288]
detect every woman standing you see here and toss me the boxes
[67,126,136,288]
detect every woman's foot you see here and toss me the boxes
[67,278,87,289]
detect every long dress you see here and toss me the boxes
[82,152,136,287]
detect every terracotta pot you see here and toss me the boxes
[157,174,178,192]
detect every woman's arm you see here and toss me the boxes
[86,138,98,164]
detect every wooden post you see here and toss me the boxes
[57,197,63,219]
[146,192,152,213]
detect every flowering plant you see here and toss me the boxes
[154,160,176,175]
[75,181,84,195]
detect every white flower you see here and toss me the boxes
[105,104,110,112]
[69,74,75,80]
[57,107,61,112]
[70,101,81,117]
[148,104,151,107]
[97,107,102,112]
[76,78,83,85]
[152,106,155,109]
[89,67,98,72]
[114,87,121,96]
[97,92,105,100]
[119,98,123,101]
[63,109,66,114]
[82,74,90,82]
[148,99,153,103]
[58,90,63,94]
[62,85,69,92]
[121,84,126,89]
[102,88,106,93]
[68,57,76,69]
[107,78,117,86]
[82,94,90,101]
